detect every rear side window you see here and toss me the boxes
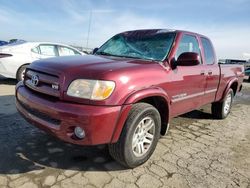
[201,38,215,65]
[39,45,57,56]
[58,46,80,56]
[176,34,201,61]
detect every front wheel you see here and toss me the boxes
[211,89,234,119]
[108,103,161,168]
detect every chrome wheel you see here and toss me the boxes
[108,103,161,168]
[224,93,232,115]
[132,116,155,157]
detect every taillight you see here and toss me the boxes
[0,53,13,58]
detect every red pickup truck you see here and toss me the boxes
[16,29,244,168]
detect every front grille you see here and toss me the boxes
[19,100,61,125]
[24,69,60,97]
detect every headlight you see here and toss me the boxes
[67,79,115,100]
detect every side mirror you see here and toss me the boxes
[92,47,99,54]
[176,52,200,66]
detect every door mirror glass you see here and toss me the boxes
[176,52,200,66]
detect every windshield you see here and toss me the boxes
[96,31,176,61]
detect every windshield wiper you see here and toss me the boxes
[95,51,114,56]
[96,51,157,62]
[96,52,136,59]
[119,55,156,62]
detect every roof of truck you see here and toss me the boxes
[120,29,209,38]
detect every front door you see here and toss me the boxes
[168,34,206,117]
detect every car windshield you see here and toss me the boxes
[96,30,176,61]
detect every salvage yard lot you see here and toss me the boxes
[0,78,250,188]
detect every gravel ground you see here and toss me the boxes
[0,78,250,188]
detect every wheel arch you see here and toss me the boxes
[230,82,238,96]
[16,63,30,79]
[124,87,171,130]
[223,78,239,99]
[136,96,170,135]
[111,88,171,143]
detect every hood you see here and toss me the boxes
[29,55,158,79]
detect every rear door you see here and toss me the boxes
[31,44,58,60]
[200,37,220,103]
[57,45,81,56]
[169,33,206,116]
[38,44,58,59]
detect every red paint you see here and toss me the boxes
[16,30,244,145]
[16,85,124,145]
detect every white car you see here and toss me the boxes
[0,41,85,81]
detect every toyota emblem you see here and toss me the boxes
[31,75,39,86]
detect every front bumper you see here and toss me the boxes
[16,83,124,145]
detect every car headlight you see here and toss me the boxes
[67,79,115,100]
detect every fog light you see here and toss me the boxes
[74,127,85,139]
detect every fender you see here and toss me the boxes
[221,77,239,101]
[124,87,171,106]
[110,87,171,143]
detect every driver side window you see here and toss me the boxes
[176,34,201,63]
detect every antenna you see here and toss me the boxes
[86,10,92,49]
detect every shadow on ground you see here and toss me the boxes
[0,78,17,85]
[180,107,213,120]
[0,120,122,174]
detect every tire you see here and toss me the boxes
[108,103,161,168]
[16,65,28,82]
[211,89,234,119]
[248,76,250,82]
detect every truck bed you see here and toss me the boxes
[216,64,244,101]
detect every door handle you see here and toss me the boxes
[200,71,205,75]
[208,70,213,75]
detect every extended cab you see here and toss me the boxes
[16,29,244,168]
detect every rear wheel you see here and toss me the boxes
[211,89,234,119]
[16,65,28,82]
[108,103,161,168]
[248,76,250,82]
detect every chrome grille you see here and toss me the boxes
[25,70,60,97]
